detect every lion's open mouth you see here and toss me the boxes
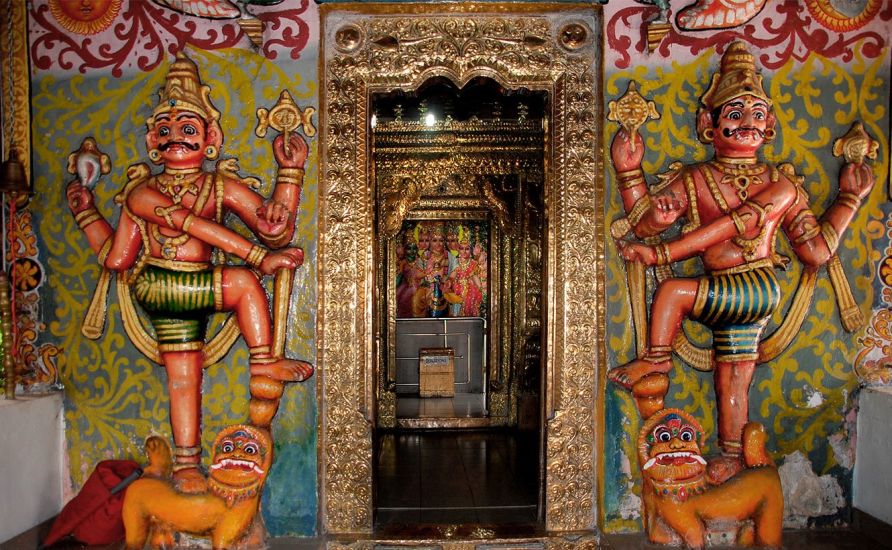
[210,458,265,475]
[642,451,707,471]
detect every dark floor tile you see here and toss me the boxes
[475,506,539,525]
[420,479,475,508]
[375,508,422,528]
[419,508,479,524]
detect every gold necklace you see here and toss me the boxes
[156,168,201,204]
[709,158,766,201]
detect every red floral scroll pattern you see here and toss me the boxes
[607,1,891,70]
[30,0,310,77]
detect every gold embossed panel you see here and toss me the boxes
[319,3,603,534]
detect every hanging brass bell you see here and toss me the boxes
[0,148,31,206]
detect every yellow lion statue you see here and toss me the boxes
[638,409,783,548]
[122,424,272,549]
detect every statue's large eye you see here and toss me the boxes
[679,427,695,442]
[222,441,235,453]
[243,442,259,455]
[158,126,170,137]
[654,427,671,442]
[753,111,765,120]
[182,124,197,136]
[727,111,741,120]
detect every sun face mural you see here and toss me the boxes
[48,0,122,34]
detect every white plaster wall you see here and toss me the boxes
[0,394,64,543]
[854,386,892,524]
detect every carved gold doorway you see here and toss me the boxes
[319,3,604,536]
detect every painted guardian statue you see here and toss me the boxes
[638,409,782,548]
[608,39,875,487]
[66,51,314,492]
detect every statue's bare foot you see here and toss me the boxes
[608,358,671,391]
[706,454,744,485]
[251,359,314,383]
[143,435,172,478]
[173,466,208,494]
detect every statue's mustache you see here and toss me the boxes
[159,141,201,151]
[723,127,765,138]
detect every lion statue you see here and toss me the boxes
[638,409,783,548]
[122,424,273,549]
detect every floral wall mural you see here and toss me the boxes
[15,0,892,540]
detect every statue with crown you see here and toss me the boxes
[607,41,876,546]
[66,51,315,504]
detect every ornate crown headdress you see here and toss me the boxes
[150,52,220,125]
[700,41,771,110]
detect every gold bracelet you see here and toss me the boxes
[277,168,305,178]
[655,243,672,266]
[836,191,861,211]
[77,212,103,230]
[617,168,643,180]
[821,222,839,252]
[246,245,268,269]
[181,213,195,232]
[74,208,102,229]
[276,176,303,186]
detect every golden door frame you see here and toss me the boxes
[319,3,605,535]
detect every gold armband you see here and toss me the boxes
[836,191,861,211]
[97,238,112,265]
[277,168,305,185]
[74,208,103,230]
[181,213,196,232]
[821,222,839,252]
[655,243,672,266]
[246,245,268,269]
[627,195,652,226]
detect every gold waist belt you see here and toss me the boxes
[144,256,212,272]
[708,258,775,277]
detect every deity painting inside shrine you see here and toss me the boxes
[393,219,490,320]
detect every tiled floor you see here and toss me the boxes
[374,429,540,530]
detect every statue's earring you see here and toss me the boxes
[764,127,776,142]
[699,127,715,144]
[205,145,218,160]
[149,149,161,162]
